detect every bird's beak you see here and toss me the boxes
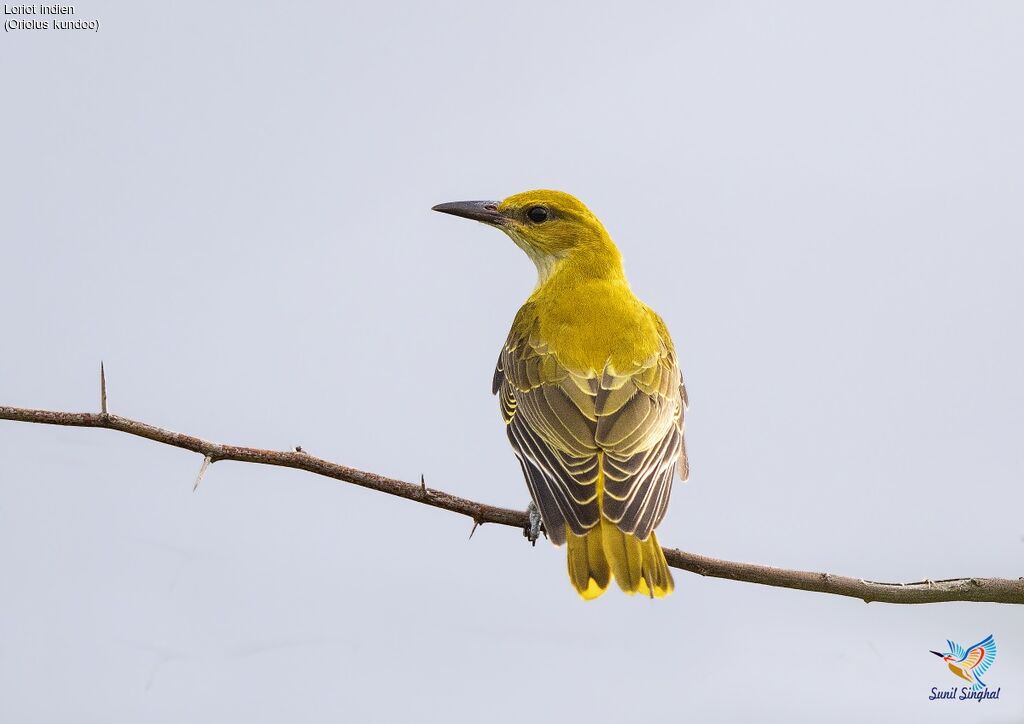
[431,200,507,226]
[930,651,945,657]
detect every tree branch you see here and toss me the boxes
[1,403,1021,605]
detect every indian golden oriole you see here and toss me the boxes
[433,190,688,599]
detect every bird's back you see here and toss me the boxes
[525,275,666,377]
[495,272,687,598]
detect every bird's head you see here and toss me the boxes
[432,189,621,284]
[930,650,953,662]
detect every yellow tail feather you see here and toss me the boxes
[566,528,611,599]
[564,451,674,599]
[565,525,673,600]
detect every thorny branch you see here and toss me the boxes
[0,369,1021,605]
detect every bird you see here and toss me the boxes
[433,190,688,599]
[930,635,997,690]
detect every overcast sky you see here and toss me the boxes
[2,2,1023,722]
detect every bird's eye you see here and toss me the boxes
[526,206,549,223]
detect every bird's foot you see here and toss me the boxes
[523,501,543,546]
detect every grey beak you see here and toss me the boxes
[431,200,506,226]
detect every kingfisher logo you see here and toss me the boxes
[928,634,1000,702]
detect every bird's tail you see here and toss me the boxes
[565,524,674,599]
[564,451,674,599]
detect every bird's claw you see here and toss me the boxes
[523,501,543,546]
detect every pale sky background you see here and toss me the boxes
[1,2,1022,722]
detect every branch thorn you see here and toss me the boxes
[193,454,212,492]
[100,361,108,415]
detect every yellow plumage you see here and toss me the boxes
[433,190,688,600]
[566,453,674,598]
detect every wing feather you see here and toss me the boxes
[496,304,687,543]
[963,635,997,675]
[948,640,967,660]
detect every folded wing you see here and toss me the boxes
[494,304,687,545]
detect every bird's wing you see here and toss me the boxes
[947,640,966,660]
[962,635,997,675]
[494,305,686,544]
[594,313,686,540]
[493,306,599,545]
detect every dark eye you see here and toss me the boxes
[526,206,549,223]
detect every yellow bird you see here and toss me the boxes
[433,190,688,599]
